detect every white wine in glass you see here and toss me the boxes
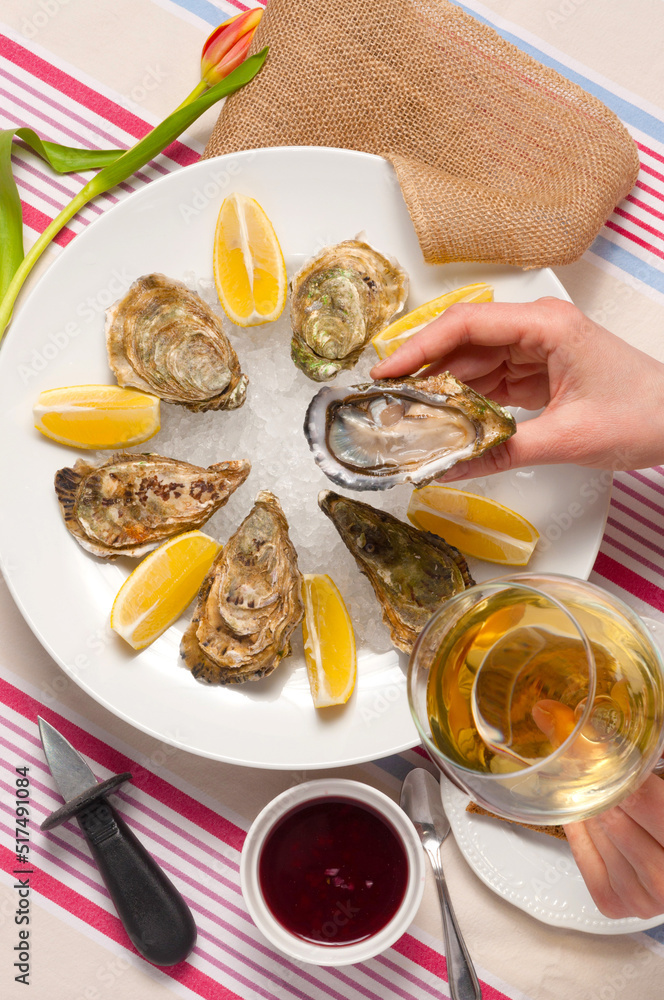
[408,575,664,825]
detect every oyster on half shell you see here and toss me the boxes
[106,273,247,412]
[290,240,408,381]
[180,491,303,684]
[305,372,516,491]
[319,491,474,653]
[55,452,250,558]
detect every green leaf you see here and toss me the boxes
[14,129,124,173]
[0,128,125,300]
[0,130,27,300]
[0,47,268,341]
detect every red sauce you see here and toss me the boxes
[258,796,408,945]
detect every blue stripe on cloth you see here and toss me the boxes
[372,754,416,782]
[169,0,242,26]
[456,3,664,144]
[646,924,664,942]
[589,235,664,295]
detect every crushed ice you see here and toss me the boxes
[138,267,415,656]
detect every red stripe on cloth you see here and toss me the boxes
[221,0,253,10]
[627,469,664,498]
[0,35,198,167]
[641,162,664,185]
[20,200,75,245]
[626,194,664,224]
[0,843,242,1000]
[605,220,664,261]
[391,937,447,984]
[603,532,664,582]
[393,935,509,1000]
[593,552,664,611]
[636,140,664,166]
[614,478,664,519]
[608,513,664,561]
[614,206,664,242]
[0,677,246,852]
[636,180,664,204]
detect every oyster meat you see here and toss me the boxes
[55,452,250,559]
[305,372,516,490]
[106,273,248,412]
[290,240,408,381]
[180,491,303,684]
[319,491,474,653]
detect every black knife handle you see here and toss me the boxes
[77,798,197,966]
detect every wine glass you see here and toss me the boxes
[407,574,664,825]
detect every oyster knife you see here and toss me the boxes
[38,717,196,966]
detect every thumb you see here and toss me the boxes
[437,410,572,482]
[532,700,576,747]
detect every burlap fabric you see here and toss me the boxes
[203,0,639,268]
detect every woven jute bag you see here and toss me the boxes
[203,0,639,268]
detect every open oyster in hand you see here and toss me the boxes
[106,273,248,412]
[305,372,516,490]
[180,491,303,684]
[290,240,408,382]
[319,491,474,653]
[55,452,250,559]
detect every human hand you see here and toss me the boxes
[565,773,664,919]
[369,297,664,481]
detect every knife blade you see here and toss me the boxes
[38,717,196,967]
[401,769,481,1000]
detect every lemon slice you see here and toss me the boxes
[213,192,287,326]
[301,574,357,708]
[407,485,539,566]
[34,385,160,449]
[372,283,493,360]
[111,531,221,649]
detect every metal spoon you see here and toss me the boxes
[401,769,482,1000]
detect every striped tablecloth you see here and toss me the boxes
[2,2,664,998]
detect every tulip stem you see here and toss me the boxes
[0,47,268,344]
[172,80,208,113]
[0,183,92,336]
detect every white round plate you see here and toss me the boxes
[440,775,664,933]
[0,147,611,768]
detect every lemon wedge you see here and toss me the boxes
[371,283,493,360]
[33,385,160,449]
[213,192,287,326]
[301,574,357,708]
[111,531,221,649]
[407,485,539,566]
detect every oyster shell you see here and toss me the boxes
[180,491,303,684]
[305,372,516,490]
[319,490,474,653]
[290,240,408,381]
[106,273,248,412]
[55,452,250,559]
